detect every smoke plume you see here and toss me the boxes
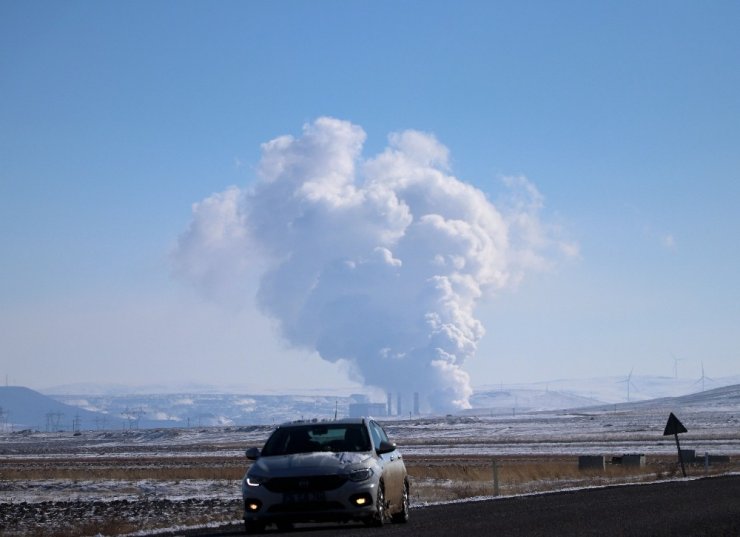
[173,117,574,412]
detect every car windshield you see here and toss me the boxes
[261,424,372,456]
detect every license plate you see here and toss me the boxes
[283,491,326,504]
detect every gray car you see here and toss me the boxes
[242,417,409,533]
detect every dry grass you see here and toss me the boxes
[404,454,737,503]
[0,456,246,481]
[3,454,736,497]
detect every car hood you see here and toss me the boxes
[251,451,373,477]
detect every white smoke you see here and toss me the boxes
[173,117,575,412]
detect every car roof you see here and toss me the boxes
[276,417,370,428]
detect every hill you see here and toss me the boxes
[0,386,125,431]
[585,382,740,413]
[4,376,740,431]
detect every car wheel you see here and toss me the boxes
[391,480,409,523]
[276,521,293,532]
[244,520,264,534]
[365,482,386,527]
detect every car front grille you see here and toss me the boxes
[263,475,348,493]
[268,501,345,513]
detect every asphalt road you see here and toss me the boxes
[185,475,740,537]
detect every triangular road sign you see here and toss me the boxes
[663,412,688,436]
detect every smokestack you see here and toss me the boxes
[414,392,420,415]
[387,392,392,417]
[397,393,402,417]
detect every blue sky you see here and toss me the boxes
[2,1,739,395]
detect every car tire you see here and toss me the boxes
[244,520,264,534]
[365,482,386,527]
[391,480,410,523]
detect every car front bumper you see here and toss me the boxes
[243,479,379,524]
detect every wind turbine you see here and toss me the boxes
[619,368,638,402]
[695,361,714,392]
[672,353,683,379]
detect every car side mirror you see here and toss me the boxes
[376,440,396,455]
[245,447,261,460]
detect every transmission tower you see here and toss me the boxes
[72,414,82,434]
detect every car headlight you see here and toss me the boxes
[245,474,267,487]
[348,467,374,482]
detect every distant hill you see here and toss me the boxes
[0,386,126,431]
[4,375,740,431]
[49,391,352,428]
[474,374,740,407]
[674,382,740,407]
[584,382,740,413]
[468,388,603,414]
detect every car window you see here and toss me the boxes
[261,424,371,456]
[369,421,390,450]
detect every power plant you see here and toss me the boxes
[350,392,421,418]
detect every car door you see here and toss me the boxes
[369,420,403,506]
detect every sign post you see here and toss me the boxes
[663,412,688,477]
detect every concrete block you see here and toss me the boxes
[622,454,646,467]
[579,455,605,470]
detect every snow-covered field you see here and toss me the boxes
[1,385,739,536]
